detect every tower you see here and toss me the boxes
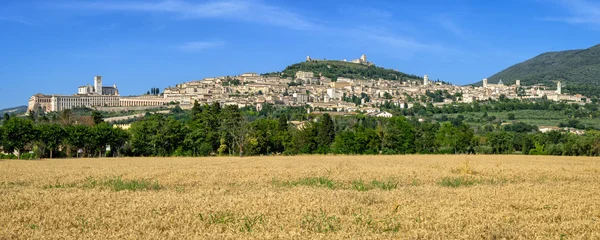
[557,81,562,95]
[483,78,488,88]
[94,76,103,95]
[516,80,521,87]
[306,56,311,62]
[423,75,429,86]
[360,54,367,63]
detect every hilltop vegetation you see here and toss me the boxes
[264,60,422,82]
[0,105,26,116]
[480,44,600,97]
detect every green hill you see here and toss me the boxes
[0,105,27,116]
[477,44,600,97]
[264,60,423,82]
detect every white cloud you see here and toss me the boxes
[57,0,318,30]
[54,1,446,56]
[177,40,225,51]
[439,18,464,37]
[0,16,35,26]
[337,6,392,19]
[345,26,445,53]
[546,0,600,25]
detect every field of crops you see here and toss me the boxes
[438,109,600,129]
[1,155,600,239]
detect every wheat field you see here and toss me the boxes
[1,155,599,239]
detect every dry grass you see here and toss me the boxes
[1,155,600,239]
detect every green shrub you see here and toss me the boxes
[0,154,18,159]
[529,143,546,155]
[301,210,340,233]
[273,177,339,190]
[474,146,494,154]
[370,180,398,190]
[438,147,454,154]
[351,180,372,191]
[104,177,162,191]
[207,211,235,225]
[19,152,38,160]
[84,176,162,191]
[438,176,480,188]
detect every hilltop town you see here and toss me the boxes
[27,55,587,116]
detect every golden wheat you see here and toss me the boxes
[1,155,599,239]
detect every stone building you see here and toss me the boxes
[28,76,164,113]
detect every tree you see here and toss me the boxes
[36,123,66,158]
[191,100,202,121]
[156,117,186,156]
[383,92,393,99]
[507,113,516,120]
[129,118,154,156]
[331,127,380,154]
[414,122,439,153]
[316,113,335,153]
[171,106,184,114]
[230,117,250,157]
[435,122,473,154]
[488,131,515,154]
[278,115,288,132]
[381,116,415,154]
[91,110,104,125]
[60,109,74,125]
[220,105,243,155]
[28,110,36,122]
[247,119,281,155]
[292,122,319,154]
[184,124,213,156]
[65,125,92,157]
[2,118,37,159]
[0,125,4,153]
[90,123,113,157]
[129,114,185,156]
[108,127,129,157]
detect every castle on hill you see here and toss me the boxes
[306,54,373,66]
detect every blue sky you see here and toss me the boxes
[1,0,600,109]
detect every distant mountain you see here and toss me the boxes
[473,44,600,97]
[263,60,423,82]
[0,105,27,116]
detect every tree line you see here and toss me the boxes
[3,101,600,159]
[0,113,128,159]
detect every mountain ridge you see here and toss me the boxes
[472,44,600,92]
[0,105,27,116]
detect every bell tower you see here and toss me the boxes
[94,76,103,95]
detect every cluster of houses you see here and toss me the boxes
[28,56,587,121]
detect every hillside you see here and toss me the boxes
[264,60,423,82]
[0,105,27,116]
[477,44,600,97]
